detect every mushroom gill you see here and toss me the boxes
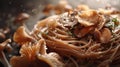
[10,39,64,67]
[13,26,35,45]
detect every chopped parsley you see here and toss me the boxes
[112,18,118,22]
[112,18,119,26]
[105,17,120,33]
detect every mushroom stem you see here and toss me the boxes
[0,51,11,67]
[0,39,11,67]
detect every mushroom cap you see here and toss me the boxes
[10,39,64,67]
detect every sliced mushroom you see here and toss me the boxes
[79,10,99,24]
[73,25,95,38]
[94,28,111,43]
[100,28,111,43]
[78,10,105,29]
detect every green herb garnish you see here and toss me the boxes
[112,18,119,26]
[112,18,118,22]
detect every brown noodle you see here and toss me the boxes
[12,3,120,67]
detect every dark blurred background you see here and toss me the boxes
[0,0,48,28]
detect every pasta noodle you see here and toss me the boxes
[11,2,120,67]
[26,7,120,67]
